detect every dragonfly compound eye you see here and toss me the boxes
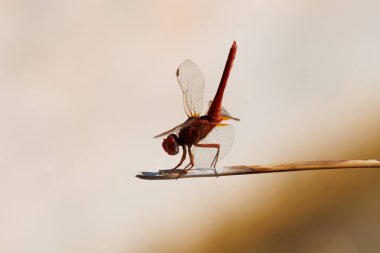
[162,134,179,155]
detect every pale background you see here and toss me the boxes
[1,0,380,252]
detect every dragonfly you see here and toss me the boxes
[154,41,239,176]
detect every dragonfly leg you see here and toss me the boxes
[194,143,220,176]
[172,145,186,170]
[184,146,195,172]
[174,146,195,179]
[180,145,195,171]
[183,162,192,171]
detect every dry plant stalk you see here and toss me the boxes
[136,159,380,180]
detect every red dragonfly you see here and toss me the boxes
[154,41,239,175]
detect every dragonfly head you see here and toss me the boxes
[162,134,179,155]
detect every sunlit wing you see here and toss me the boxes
[192,124,235,168]
[153,118,197,138]
[208,101,240,121]
[177,60,205,118]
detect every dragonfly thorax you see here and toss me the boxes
[178,116,216,146]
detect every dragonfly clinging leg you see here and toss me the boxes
[194,142,220,176]
[183,145,195,171]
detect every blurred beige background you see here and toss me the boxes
[1,0,380,252]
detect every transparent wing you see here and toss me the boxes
[177,60,205,117]
[154,118,197,138]
[192,124,235,168]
